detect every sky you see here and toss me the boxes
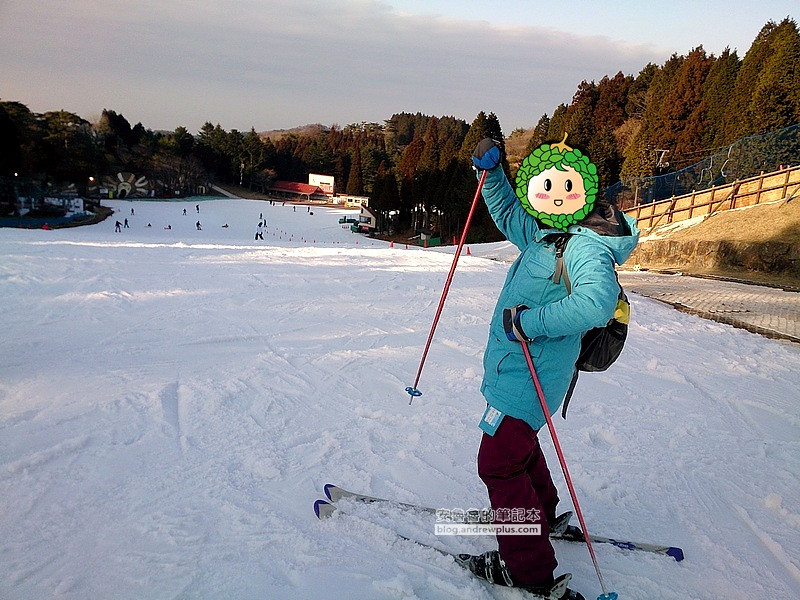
[1,0,797,134]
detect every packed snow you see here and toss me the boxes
[1,197,799,600]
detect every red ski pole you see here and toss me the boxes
[406,169,488,404]
[520,341,618,600]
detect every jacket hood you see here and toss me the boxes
[535,202,640,266]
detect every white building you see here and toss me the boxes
[308,173,335,195]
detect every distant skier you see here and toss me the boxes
[124,218,129,228]
[196,221,202,230]
[196,204,200,213]
[130,208,135,216]
[115,220,122,232]
[164,224,171,230]
[183,208,187,216]
[255,222,264,240]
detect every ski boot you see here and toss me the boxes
[458,550,585,599]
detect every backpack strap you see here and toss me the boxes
[552,235,571,294]
[552,234,575,419]
[561,369,579,419]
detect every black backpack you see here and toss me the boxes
[553,235,630,417]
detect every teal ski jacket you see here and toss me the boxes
[478,166,639,434]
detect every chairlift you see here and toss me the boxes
[720,145,734,178]
[699,155,714,187]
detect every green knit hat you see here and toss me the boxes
[514,133,599,231]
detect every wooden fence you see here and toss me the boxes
[624,164,800,230]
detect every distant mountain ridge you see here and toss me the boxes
[259,123,329,141]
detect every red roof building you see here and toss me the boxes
[268,181,330,200]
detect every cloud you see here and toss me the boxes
[0,0,667,132]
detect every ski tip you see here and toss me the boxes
[667,546,685,562]
[314,499,336,520]
[323,483,337,501]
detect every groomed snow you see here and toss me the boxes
[1,197,799,600]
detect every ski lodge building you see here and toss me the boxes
[268,173,369,207]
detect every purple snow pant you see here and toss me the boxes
[477,415,559,587]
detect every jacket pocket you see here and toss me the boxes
[522,251,556,279]
[484,341,542,399]
[512,253,555,307]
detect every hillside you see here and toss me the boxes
[259,123,329,141]
[630,198,800,289]
[504,127,536,168]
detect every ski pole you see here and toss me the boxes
[520,341,618,600]
[406,169,488,404]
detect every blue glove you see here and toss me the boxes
[472,138,501,171]
[503,305,532,342]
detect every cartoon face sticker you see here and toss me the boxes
[515,133,599,231]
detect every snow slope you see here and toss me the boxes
[1,197,799,600]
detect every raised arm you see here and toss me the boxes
[472,139,539,250]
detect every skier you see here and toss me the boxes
[196,204,200,213]
[130,207,135,216]
[123,218,129,228]
[115,220,122,232]
[466,138,638,595]
[196,220,202,230]
[255,222,264,240]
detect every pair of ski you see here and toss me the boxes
[315,483,684,561]
[314,483,684,599]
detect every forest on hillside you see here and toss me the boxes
[1,18,799,241]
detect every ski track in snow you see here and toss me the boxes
[1,198,799,600]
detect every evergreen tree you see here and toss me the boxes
[524,114,551,155]
[346,145,364,195]
[564,80,598,151]
[625,63,658,118]
[723,19,800,140]
[546,104,569,142]
[667,47,714,165]
[96,109,135,160]
[698,49,740,149]
[0,104,22,176]
[417,117,440,172]
[40,110,99,185]
[459,111,491,161]
[620,54,685,179]
[459,111,504,243]
[747,19,800,134]
[398,136,425,179]
[594,72,632,131]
